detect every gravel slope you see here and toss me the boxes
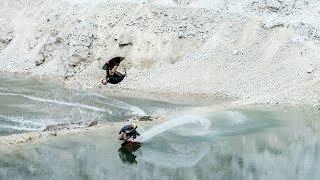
[0,0,319,106]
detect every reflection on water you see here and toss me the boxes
[1,109,319,179]
[118,142,141,164]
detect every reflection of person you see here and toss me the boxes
[118,146,138,164]
[118,123,140,141]
[118,141,141,164]
[101,57,126,85]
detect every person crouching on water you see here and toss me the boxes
[118,123,140,141]
[101,56,126,85]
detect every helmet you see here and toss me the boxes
[131,123,137,129]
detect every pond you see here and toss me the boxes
[0,76,319,179]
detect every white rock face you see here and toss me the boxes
[0,0,319,106]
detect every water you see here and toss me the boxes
[135,115,211,142]
[0,76,320,179]
[0,76,180,135]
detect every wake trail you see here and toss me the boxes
[25,96,107,113]
[135,115,211,143]
[0,124,39,131]
[0,92,108,113]
[0,115,46,127]
[88,92,146,115]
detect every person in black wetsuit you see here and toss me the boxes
[118,123,140,141]
[101,57,126,85]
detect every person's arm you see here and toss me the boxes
[124,128,135,134]
[110,65,118,74]
[104,65,109,85]
[106,69,109,77]
[123,68,127,76]
[119,125,128,134]
[101,61,109,85]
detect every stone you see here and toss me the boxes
[261,22,284,29]
[88,120,98,127]
[43,120,98,132]
[130,116,157,122]
[307,66,316,73]
[118,42,133,47]
[265,0,282,12]
[35,53,46,66]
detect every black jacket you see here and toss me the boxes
[119,125,140,139]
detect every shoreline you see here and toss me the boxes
[1,71,319,110]
[0,96,318,149]
[0,118,161,148]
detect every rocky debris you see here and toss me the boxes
[35,60,44,66]
[266,0,282,12]
[67,31,96,68]
[0,133,42,146]
[116,32,134,48]
[0,37,12,45]
[136,116,155,121]
[0,0,319,106]
[129,116,161,124]
[119,42,133,47]
[35,53,46,66]
[42,120,98,132]
[252,0,283,12]
[232,50,239,55]
[1,1,221,78]
[79,33,95,47]
[307,66,316,74]
[0,31,14,52]
[173,0,196,6]
[262,22,285,29]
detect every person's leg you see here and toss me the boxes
[124,133,130,141]
[102,66,110,85]
[124,133,133,141]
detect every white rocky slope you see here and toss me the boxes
[0,0,319,106]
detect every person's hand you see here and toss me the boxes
[101,77,109,85]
